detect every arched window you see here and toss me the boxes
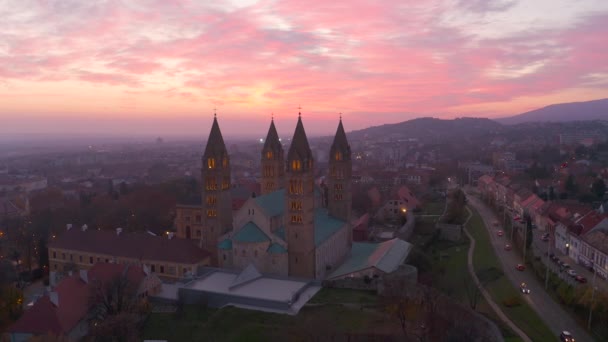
[207,158,216,169]
[222,157,228,168]
[335,151,342,161]
[291,159,301,171]
[266,151,273,159]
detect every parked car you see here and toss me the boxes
[497,230,504,237]
[504,244,512,251]
[562,263,571,269]
[575,275,587,283]
[541,233,550,242]
[559,331,575,342]
[567,269,577,277]
[520,282,530,294]
[516,264,526,271]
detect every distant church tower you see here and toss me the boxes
[285,113,316,278]
[261,118,284,195]
[201,115,232,264]
[327,117,352,223]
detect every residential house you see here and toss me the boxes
[6,263,160,342]
[580,227,608,279]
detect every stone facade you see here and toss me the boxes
[176,115,353,280]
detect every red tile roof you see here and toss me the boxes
[8,263,150,336]
[8,276,89,335]
[576,211,608,235]
[50,229,211,264]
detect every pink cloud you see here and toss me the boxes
[0,0,607,136]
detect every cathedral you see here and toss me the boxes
[174,113,353,279]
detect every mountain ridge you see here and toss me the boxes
[495,98,608,124]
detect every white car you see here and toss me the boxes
[520,283,530,294]
[567,269,577,277]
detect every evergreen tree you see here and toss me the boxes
[592,179,606,200]
[565,175,578,195]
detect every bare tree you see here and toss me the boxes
[89,273,139,318]
[88,271,147,342]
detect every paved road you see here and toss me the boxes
[465,190,594,342]
[463,207,531,342]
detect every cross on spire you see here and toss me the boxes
[298,105,302,117]
[213,107,217,118]
[339,112,342,120]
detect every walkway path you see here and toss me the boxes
[462,206,533,342]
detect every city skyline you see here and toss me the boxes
[1,0,608,137]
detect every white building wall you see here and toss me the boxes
[568,234,581,261]
[555,223,569,255]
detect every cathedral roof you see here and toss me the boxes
[253,189,285,217]
[287,115,313,163]
[248,189,346,247]
[330,118,351,160]
[267,243,287,254]
[233,222,270,243]
[313,209,345,246]
[203,116,228,158]
[218,238,233,250]
[263,119,283,155]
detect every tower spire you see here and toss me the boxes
[287,114,312,168]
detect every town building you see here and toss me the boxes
[48,226,211,281]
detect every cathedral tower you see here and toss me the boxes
[261,118,284,195]
[327,117,352,223]
[285,114,316,278]
[201,115,232,264]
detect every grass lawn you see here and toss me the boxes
[142,304,388,342]
[466,206,557,342]
[426,234,523,341]
[308,287,378,305]
[420,201,446,216]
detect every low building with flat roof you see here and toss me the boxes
[154,264,321,315]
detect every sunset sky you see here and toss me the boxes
[1,0,607,138]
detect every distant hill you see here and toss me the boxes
[496,98,608,125]
[348,117,503,142]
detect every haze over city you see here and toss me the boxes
[1,0,608,138]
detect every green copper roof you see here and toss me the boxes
[314,209,346,246]
[328,239,412,279]
[233,222,270,243]
[267,243,287,254]
[218,238,233,250]
[253,189,285,217]
[275,226,286,240]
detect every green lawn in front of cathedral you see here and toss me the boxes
[466,206,556,342]
[308,287,378,305]
[142,303,392,341]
